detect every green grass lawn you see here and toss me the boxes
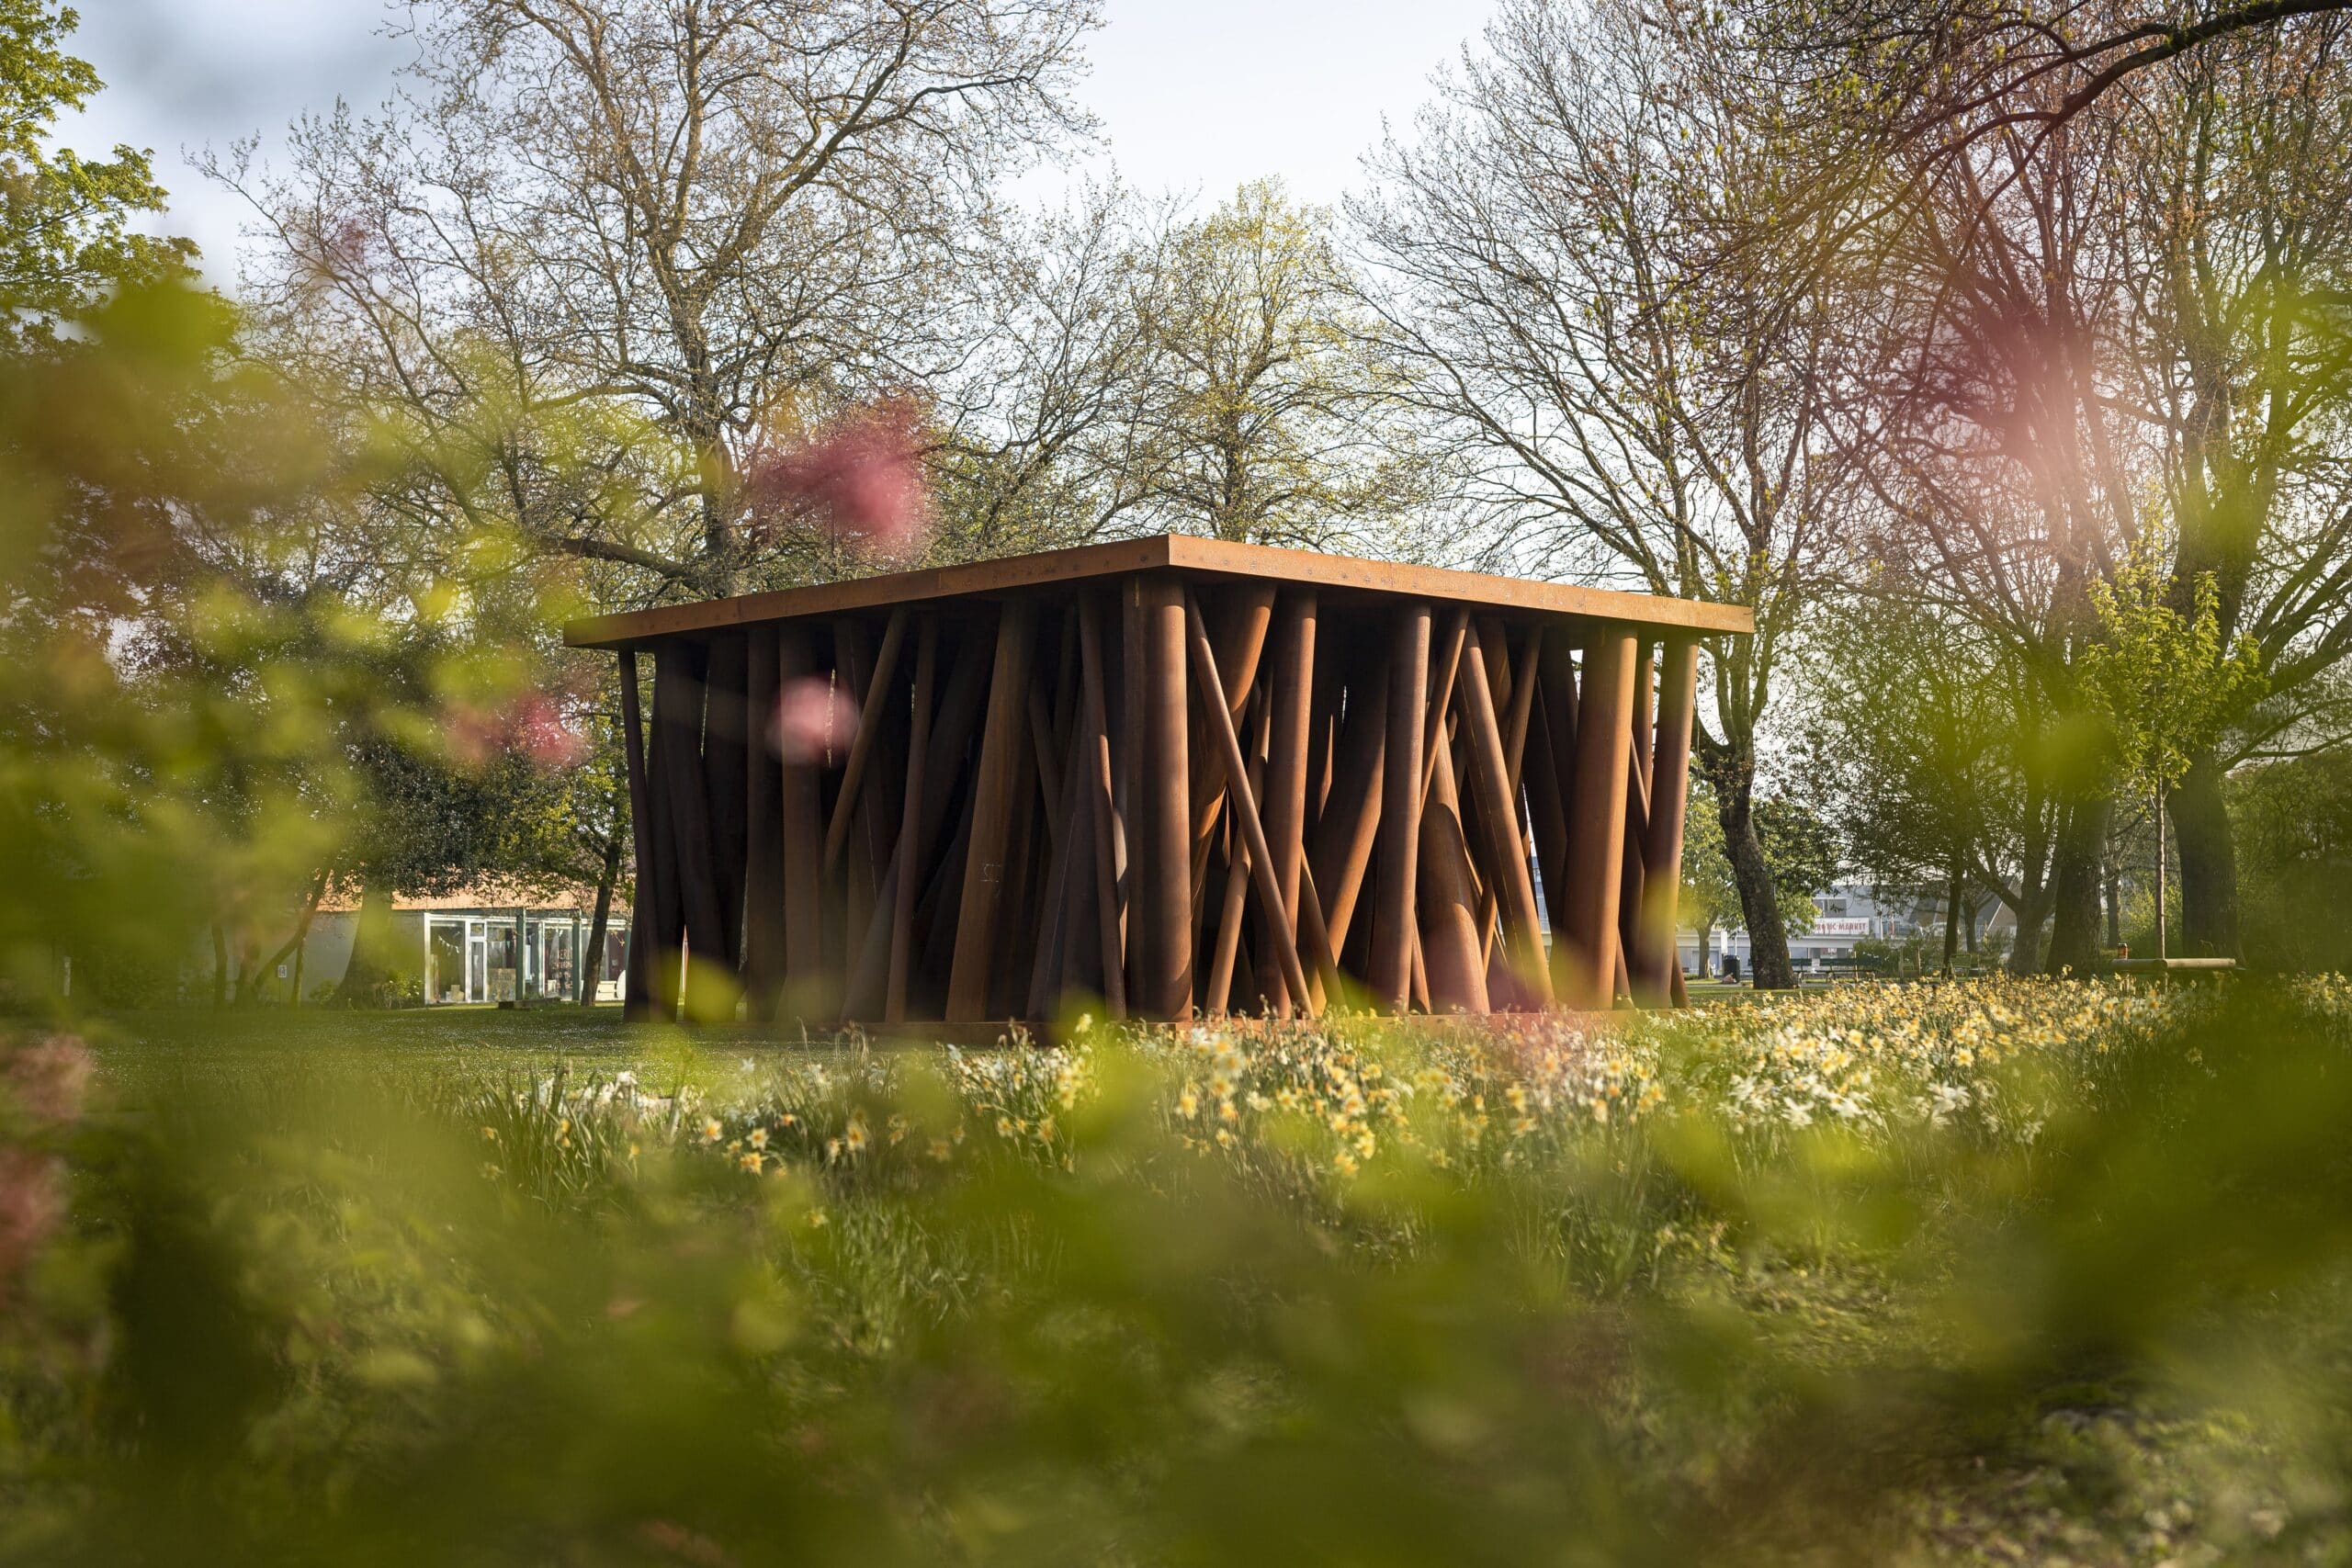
[87,1002,909,1101]
[96,1001,650,1082]
[11,977,2350,1563]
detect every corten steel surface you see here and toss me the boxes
[574,536,1752,1026]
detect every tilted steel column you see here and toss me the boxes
[1635,637,1700,1005]
[946,600,1036,1021]
[1370,602,1430,1011]
[1136,576,1193,1019]
[1559,628,1636,1009]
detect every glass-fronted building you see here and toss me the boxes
[421,908,629,1006]
[277,890,632,1006]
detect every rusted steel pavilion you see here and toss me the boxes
[565,535,1752,1025]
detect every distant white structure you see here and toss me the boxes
[252,886,631,1006]
[1679,882,2009,977]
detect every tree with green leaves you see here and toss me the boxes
[1798,584,2065,973]
[1680,779,1843,976]
[0,14,587,1010]
[1678,785,1741,977]
[1765,11,2352,966]
[2082,533,2265,958]
[0,279,516,1010]
[1120,179,1433,551]
[323,724,612,1006]
[2232,748,2352,971]
[1754,795,1842,941]
[2108,26,2352,958]
[0,1,192,343]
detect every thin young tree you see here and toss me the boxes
[2080,533,2264,958]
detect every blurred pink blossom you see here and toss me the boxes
[772,676,856,766]
[746,397,931,552]
[442,703,503,767]
[0,1149,61,1302]
[508,693,588,768]
[6,1036,89,1125]
[442,693,588,771]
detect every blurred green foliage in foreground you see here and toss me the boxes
[0,977,2342,1563]
[0,275,597,1009]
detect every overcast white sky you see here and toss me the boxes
[59,0,1490,287]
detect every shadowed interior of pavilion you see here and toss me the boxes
[567,536,1753,1027]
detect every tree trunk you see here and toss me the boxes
[1942,862,1962,974]
[289,880,330,1003]
[2117,851,2135,949]
[1999,780,2053,975]
[2170,748,2239,959]
[2006,892,2045,975]
[582,828,621,1006]
[333,880,397,1005]
[1709,764,1795,990]
[210,922,230,1009]
[250,873,329,1008]
[1694,918,1713,978]
[2044,792,2111,976]
[1962,886,1977,955]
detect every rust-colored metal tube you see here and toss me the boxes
[1188,583,1275,894]
[821,606,908,874]
[658,641,730,1005]
[1206,696,1268,1016]
[775,626,828,998]
[1417,730,1488,1014]
[1505,625,1542,800]
[1559,629,1636,1009]
[1296,857,1342,1003]
[1077,594,1127,1019]
[885,620,937,1022]
[1635,637,1699,1005]
[1370,604,1429,1010]
[1138,578,1194,1018]
[1025,673,1091,1019]
[946,600,1037,1021]
[1523,679,1570,941]
[741,628,785,1020]
[915,620,992,861]
[1254,592,1317,1017]
[1617,739,1649,1010]
[617,649,661,1021]
[1184,591,1312,1015]
[1630,638,1656,797]
[1027,682,1063,863]
[1456,623,1554,1005]
[702,634,752,970]
[1306,661,1386,976]
[1419,608,1469,803]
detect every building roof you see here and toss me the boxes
[563,534,1757,650]
[317,883,612,916]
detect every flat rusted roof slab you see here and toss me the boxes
[564,534,1755,649]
